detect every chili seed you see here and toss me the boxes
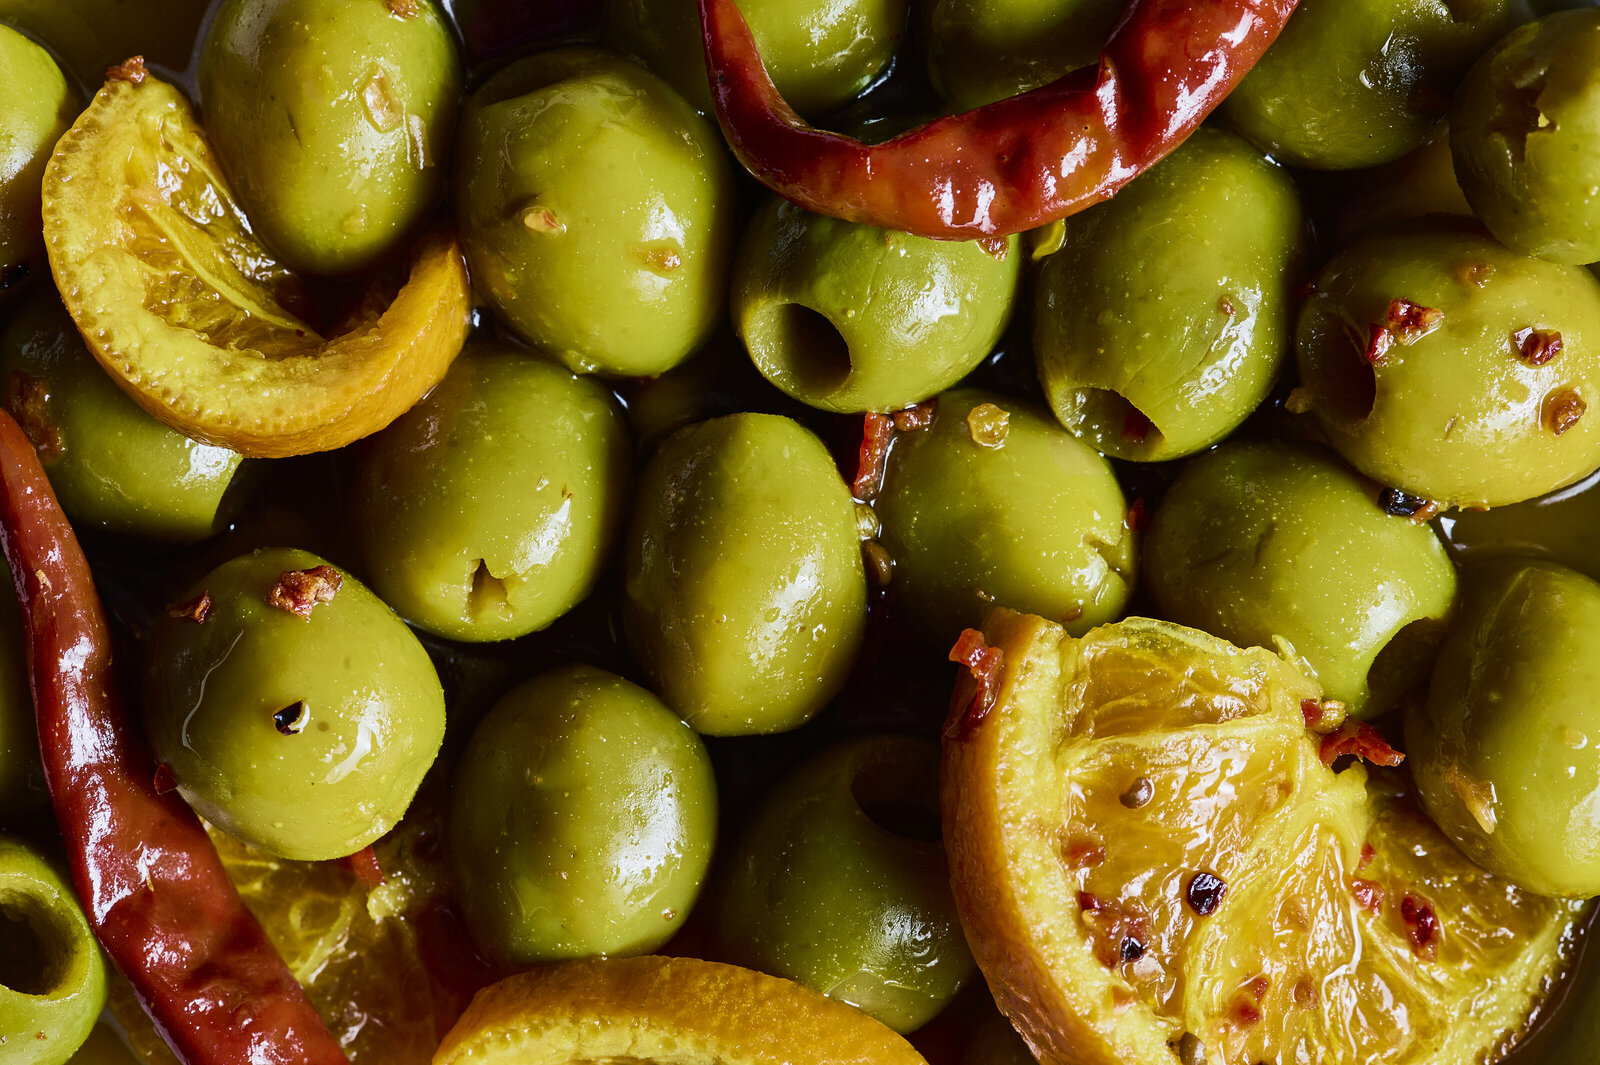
[1120,777,1155,809]
[1186,871,1228,916]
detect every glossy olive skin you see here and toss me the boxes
[143,549,445,861]
[875,389,1134,643]
[0,836,106,1065]
[1409,560,1600,898]
[1296,219,1600,508]
[0,294,246,542]
[623,413,866,736]
[0,580,43,819]
[716,736,973,1033]
[605,0,906,118]
[922,0,1122,112]
[1451,10,1600,265]
[1145,442,1458,716]
[1035,127,1304,461]
[0,25,73,298]
[449,665,717,967]
[734,197,1021,414]
[457,49,735,378]
[1222,0,1517,170]
[199,0,461,276]
[353,344,631,642]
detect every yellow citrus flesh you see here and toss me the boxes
[943,611,1585,1065]
[42,72,470,459]
[432,956,931,1065]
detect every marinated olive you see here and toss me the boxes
[1295,218,1600,508]
[353,344,631,642]
[0,25,73,299]
[0,293,246,542]
[734,197,1021,414]
[1034,127,1305,461]
[874,389,1134,642]
[199,0,461,276]
[1409,560,1600,898]
[623,413,866,736]
[1313,127,1474,252]
[1451,9,1600,265]
[143,549,445,862]
[716,736,973,1033]
[0,835,106,1065]
[921,0,1123,112]
[1145,441,1458,716]
[0,579,42,820]
[449,665,717,967]
[457,48,735,378]
[1221,0,1517,170]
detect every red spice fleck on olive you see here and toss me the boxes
[1383,298,1444,344]
[1121,408,1152,444]
[1350,878,1385,913]
[1514,327,1564,366]
[106,56,147,83]
[1544,388,1587,436]
[1318,720,1405,768]
[852,412,895,500]
[268,566,343,619]
[1126,497,1148,532]
[1401,894,1441,958]
[891,400,936,432]
[166,593,213,624]
[1362,324,1394,366]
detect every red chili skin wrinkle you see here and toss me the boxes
[699,0,1299,239]
[0,411,347,1065]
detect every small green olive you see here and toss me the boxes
[0,24,74,299]
[921,0,1123,112]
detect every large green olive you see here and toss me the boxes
[1408,560,1600,898]
[0,25,73,298]
[0,578,42,820]
[716,736,973,1033]
[734,197,1021,414]
[1034,127,1304,461]
[874,389,1134,643]
[1145,441,1458,716]
[623,413,866,736]
[1221,0,1517,170]
[198,0,461,276]
[1295,218,1600,508]
[457,48,735,379]
[1451,9,1600,265]
[143,548,445,861]
[352,344,631,642]
[449,665,717,967]
[921,0,1122,112]
[0,293,246,542]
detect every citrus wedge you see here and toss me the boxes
[432,956,930,1065]
[943,611,1585,1065]
[41,67,470,458]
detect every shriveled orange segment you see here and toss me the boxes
[432,956,930,1065]
[942,612,1584,1065]
[42,70,470,458]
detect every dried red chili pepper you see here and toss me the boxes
[697,0,1299,239]
[0,411,347,1065]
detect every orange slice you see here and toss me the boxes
[943,611,1584,1065]
[42,66,470,458]
[432,956,930,1065]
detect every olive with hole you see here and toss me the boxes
[623,413,866,736]
[0,577,42,820]
[143,548,445,862]
[449,665,717,967]
[734,196,1021,414]
[1294,218,1600,508]
[1145,441,1458,717]
[1034,127,1304,461]
[921,0,1124,112]
[457,48,735,378]
[873,389,1134,643]
[353,343,631,642]
[0,24,74,300]
[716,735,974,1033]
[0,835,107,1065]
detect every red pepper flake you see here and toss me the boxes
[1319,720,1405,768]
[944,629,1005,742]
[385,0,420,17]
[1350,878,1385,913]
[852,412,894,499]
[1359,843,1376,870]
[1300,699,1324,728]
[1295,280,1319,301]
[268,566,343,619]
[1543,388,1587,436]
[1401,894,1441,959]
[1383,298,1444,345]
[1514,327,1563,366]
[1218,294,1237,317]
[1363,324,1394,366]
[1126,497,1147,532]
[1061,835,1107,870]
[1080,898,1151,969]
[1231,999,1263,1027]
[1292,977,1319,1009]
[977,236,1009,260]
[5,372,63,463]
[153,764,178,795]
[106,56,147,83]
[1121,408,1152,444]
[165,592,212,624]
[1246,975,1269,1002]
[1185,871,1228,917]
[891,400,936,432]
[340,847,386,887]
[1077,890,1103,912]
[1458,261,1495,288]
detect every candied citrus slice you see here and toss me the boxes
[942,611,1585,1065]
[41,68,470,458]
[432,956,930,1065]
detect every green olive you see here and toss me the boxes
[1034,127,1305,461]
[874,388,1135,643]
[1312,127,1473,252]
[352,344,631,642]
[1145,441,1458,717]
[0,835,106,1065]
[0,292,247,542]
[198,0,461,276]
[143,548,445,861]
[1451,9,1600,265]
[457,48,735,379]
[1221,0,1518,170]
[920,0,1121,111]
[623,413,866,736]
[733,197,1021,414]
[0,577,43,820]
[716,735,974,1033]
[1408,559,1600,898]
[449,664,717,967]
[1295,218,1600,508]
[0,25,73,299]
